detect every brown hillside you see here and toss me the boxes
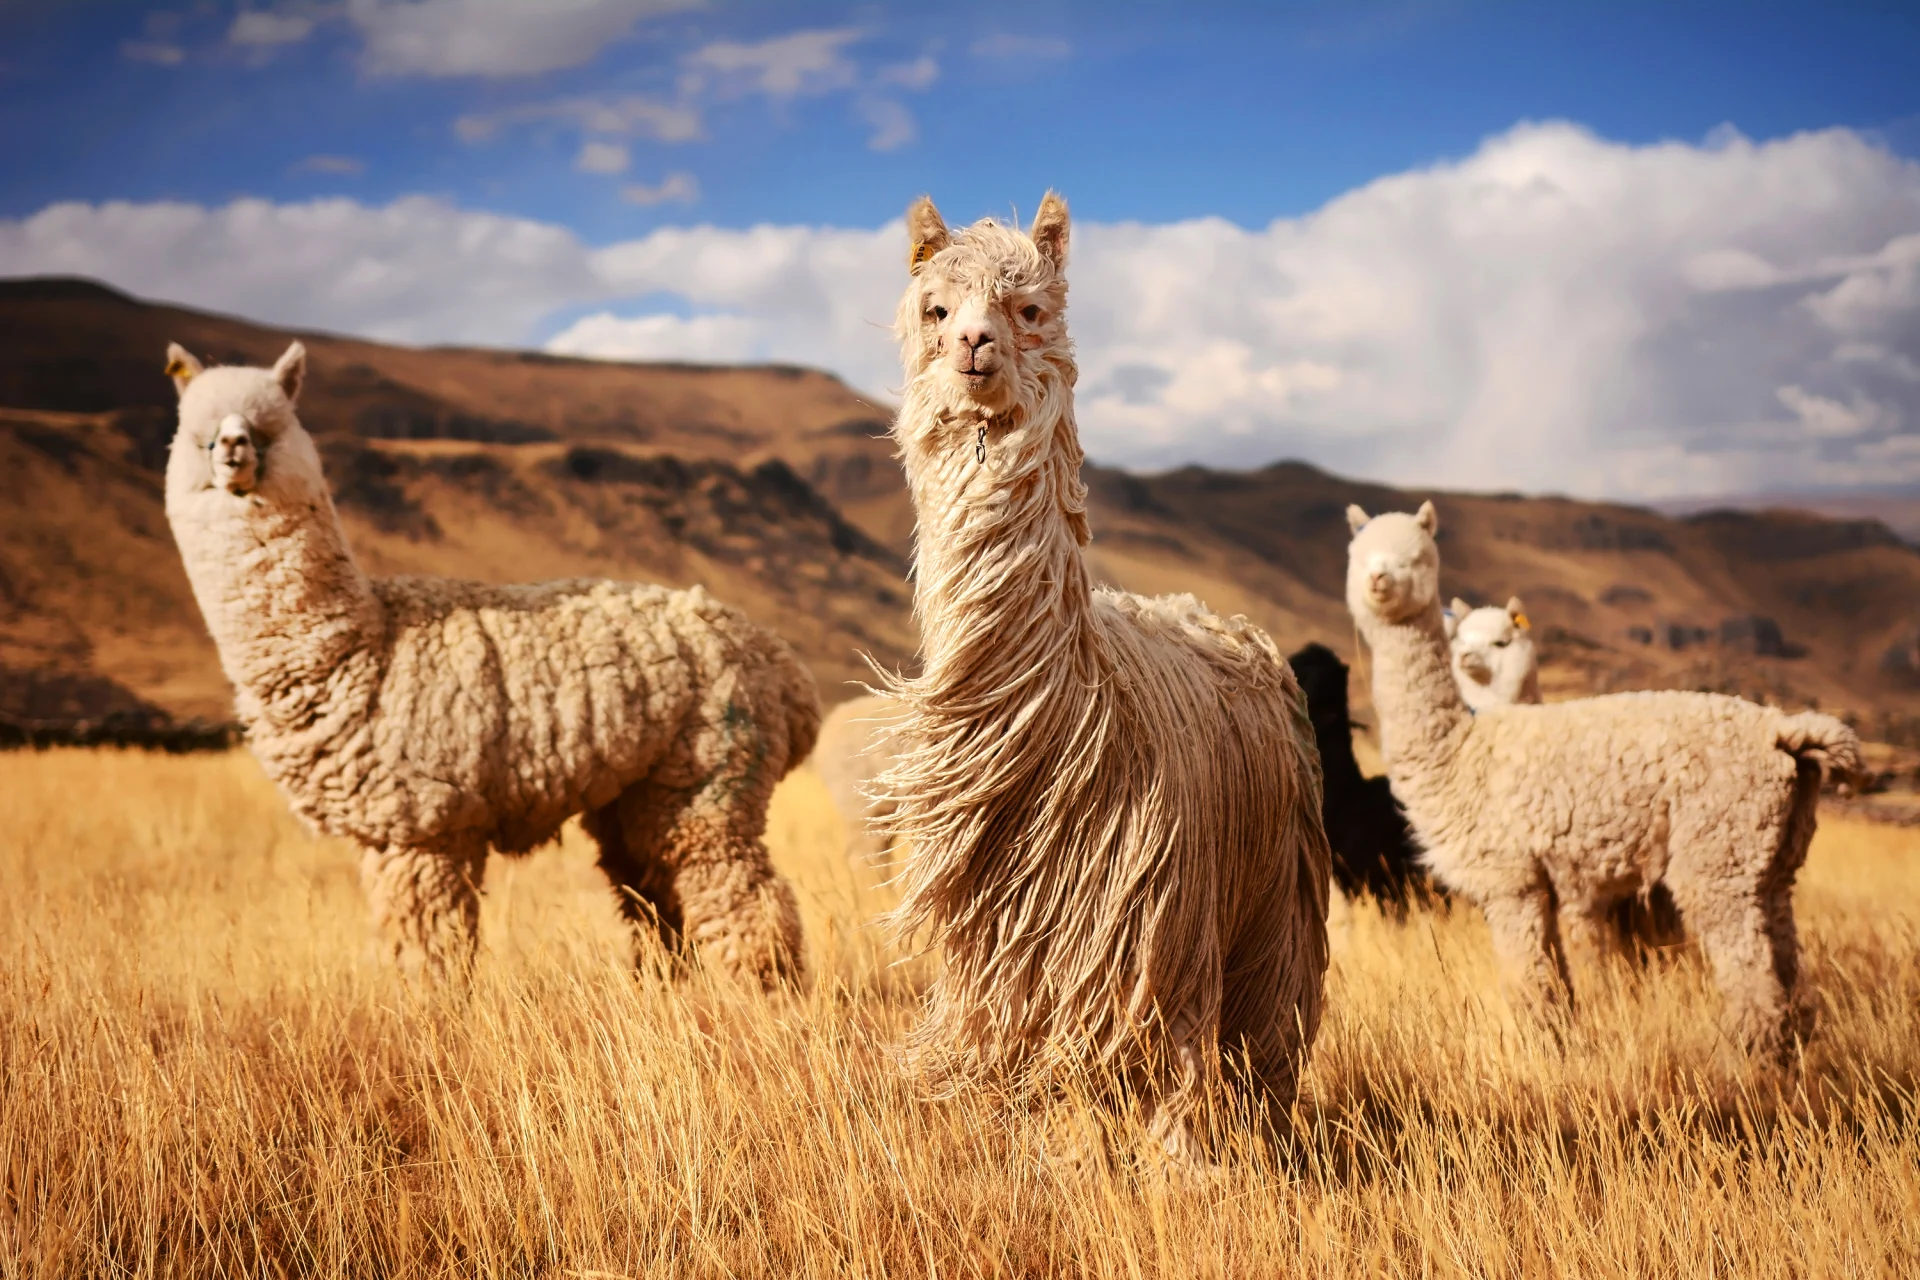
[2,277,1917,746]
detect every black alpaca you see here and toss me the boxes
[1288,642,1434,912]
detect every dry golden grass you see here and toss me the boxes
[1,748,1916,1277]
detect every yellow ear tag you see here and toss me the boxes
[165,357,195,382]
[910,240,935,269]
[1513,613,1531,631]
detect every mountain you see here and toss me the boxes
[3,276,1918,754]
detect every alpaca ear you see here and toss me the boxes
[1450,597,1471,619]
[164,342,204,397]
[1345,504,1370,534]
[1443,608,1459,640]
[1416,500,1439,534]
[272,342,306,402]
[1030,190,1069,270]
[907,195,948,273]
[1507,597,1530,630]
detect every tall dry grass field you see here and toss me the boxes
[2,747,1916,1277]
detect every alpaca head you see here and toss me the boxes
[1345,502,1441,627]
[894,192,1073,425]
[164,342,324,509]
[1445,597,1537,708]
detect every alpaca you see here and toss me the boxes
[1445,597,1540,712]
[811,691,905,868]
[1445,596,1686,954]
[161,342,818,986]
[874,193,1331,1155]
[1345,502,1861,1057]
[1287,643,1429,912]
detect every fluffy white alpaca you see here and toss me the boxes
[1445,597,1540,712]
[875,193,1331,1156]
[1346,502,1861,1057]
[162,342,818,986]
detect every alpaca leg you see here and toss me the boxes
[1562,902,1627,970]
[583,798,685,965]
[1479,883,1573,1024]
[359,840,485,979]
[598,779,803,990]
[1763,776,1821,1049]
[1684,893,1789,1058]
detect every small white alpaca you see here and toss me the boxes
[162,342,818,986]
[1346,502,1860,1057]
[875,193,1330,1156]
[1445,597,1540,712]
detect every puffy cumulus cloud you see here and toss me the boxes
[345,0,698,77]
[681,28,863,100]
[574,140,631,175]
[0,196,601,345]
[6,122,1918,497]
[619,172,700,206]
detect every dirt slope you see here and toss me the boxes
[3,276,1916,742]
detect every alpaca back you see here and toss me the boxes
[263,575,815,854]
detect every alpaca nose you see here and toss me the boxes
[1460,652,1493,683]
[958,324,993,352]
[1369,570,1391,595]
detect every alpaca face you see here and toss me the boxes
[164,342,319,507]
[1447,601,1535,703]
[895,193,1072,430]
[1344,503,1442,626]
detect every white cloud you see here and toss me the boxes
[456,94,703,144]
[7,122,1918,497]
[876,55,939,91]
[1777,385,1898,438]
[969,33,1071,60]
[857,96,917,152]
[620,172,699,206]
[574,140,631,174]
[229,8,317,46]
[682,28,862,99]
[120,40,186,65]
[290,154,368,176]
[547,311,763,362]
[345,0,697,77]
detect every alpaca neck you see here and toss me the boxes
[171,476,380,725]
[898,385,1097,712]
[1363,603,1471,783]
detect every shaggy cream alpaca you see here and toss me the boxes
[811,692,905,868]
[1446,597,1540,712]
[162,343,817,986]
[1346,502,1861,1057]
[875,194,1331,1154]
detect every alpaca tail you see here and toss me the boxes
[1774,711,1866,788]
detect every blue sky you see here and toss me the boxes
[1,1,1918,498]
[5,2,1916,232]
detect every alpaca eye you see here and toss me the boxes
[931,305,948,322]
[1494,639,1510,648]
[1021,304,1041,322]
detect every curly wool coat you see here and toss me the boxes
[1346,503,1861,1057]
[163,342,818,985]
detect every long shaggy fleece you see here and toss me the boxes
[1346,503,1862,1057]
[162,342,818,986]
[876,194,1330,1151]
